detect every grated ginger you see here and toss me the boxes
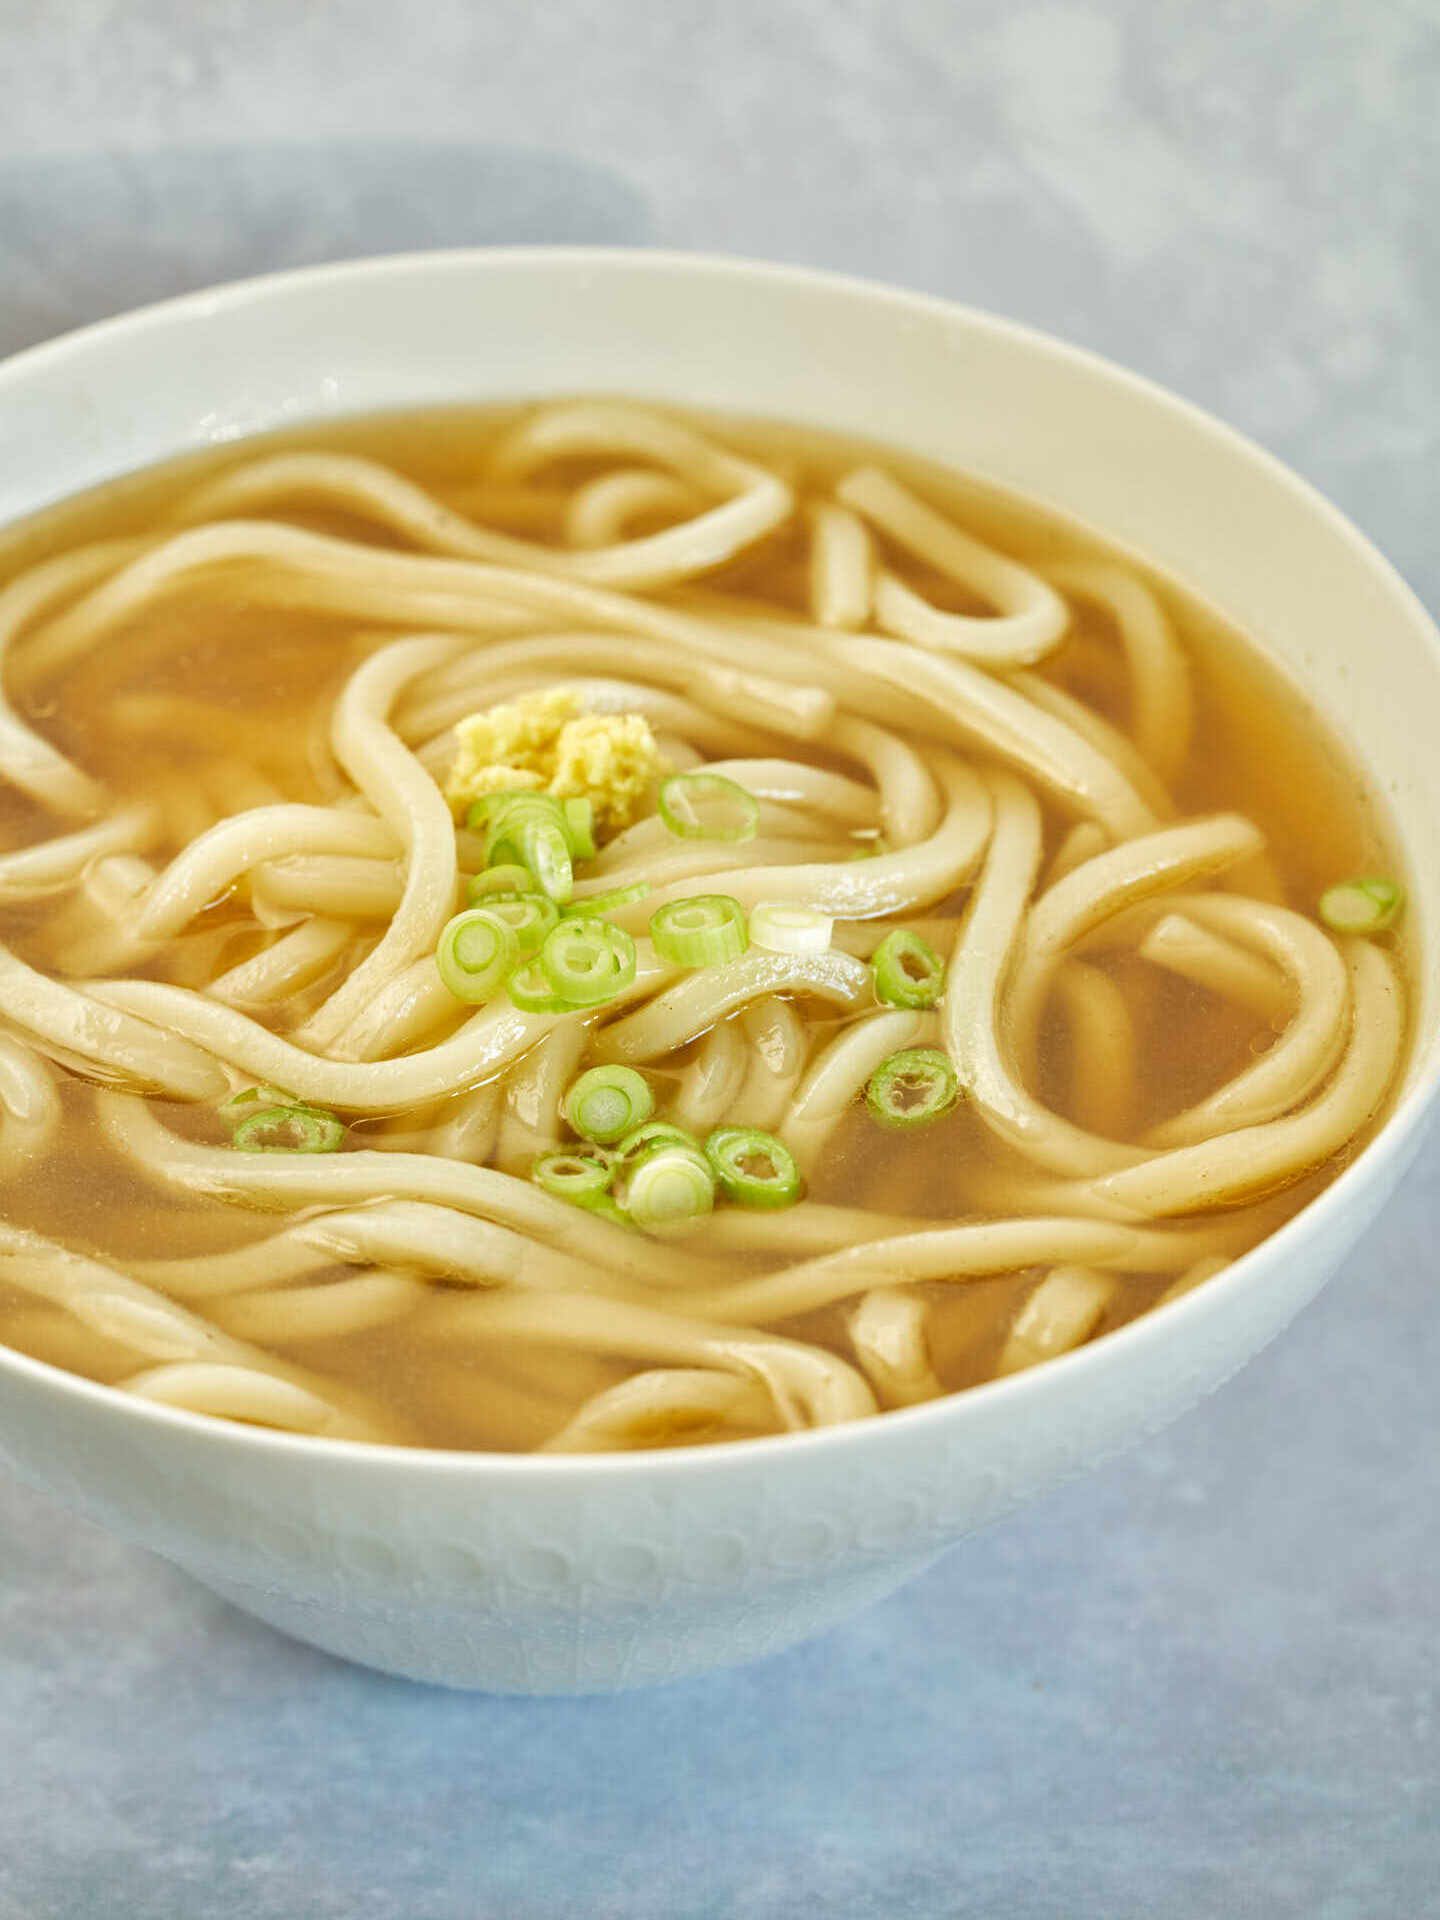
[443,687,669,838]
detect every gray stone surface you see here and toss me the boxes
[1,3,1437,1914]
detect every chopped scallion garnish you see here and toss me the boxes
[505,957,573,1014]
[231,1104,345,1153]
[562,1065,655,1144]
[619,1142,716,1234]
[657,771,760,843]
[563,880,651,918]
[704,1126,802,1208]
[466,863,536,900]
[748,901,833,955]
[532,1149,615,1205]
[468,889,559,956]
[650,894,749,967]
[1319,876,1405,935]
[435,907,521,1003]
[538,916,637,1006]
[614,1120,704,1163]
[872,927,944,1008]
[866,1047,959,1128]
[562,796,597,861]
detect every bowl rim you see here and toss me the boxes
[1,241,1437,1485]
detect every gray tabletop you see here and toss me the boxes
[2,4,1437,1916]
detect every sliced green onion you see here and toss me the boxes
[435,907,521,1003]
[532,1149,614,1205]
[465,788,549,832]
[614,1120,703,1163]
[506,957,573,1014]
[748,901,833,955]
[562,1064,655,1144]
[468,889,559,956]
[539,916,637,1006]
[510,818,573,904]
[620,1142,716,1234]
[1319,876,1405,935]
[563,880,651,918]
[232,1104,345,1153]
[872,927,944,1009]
[466,863,536,900]
[866,1047,959,1128]
[704,1126,802,1209]
[222,1083,298,1111]
[474,793,575,902]
[657,771,760,843]
[650,894,749,967]
[562,796,597,861]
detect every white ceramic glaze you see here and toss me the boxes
[0,250,1437,1694]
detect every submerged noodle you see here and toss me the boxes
[0,398,1408,1452]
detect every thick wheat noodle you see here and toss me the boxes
[0,1220,387,1440]
[132,806,398,940]
[297,1199,629,1294]
[565,468,703,548]
[585,834,856,896]
[1046,560,1193,778]
[431,1075,504,1163]
[696,1203,928,1257]
[1139,896,1350,1147]
[671,1215,1240,1326]
[45,852,163,978]
[601,753,991,934]
[0,943,228,1100]
[836,467,1070,664]
[673,758,879,829]
[832,918,957,960]
[0,1032,61,1180]
[206,916,355,1007]
[997,1265,1115,1375]
[824,715,942,848]
[293,635,465,1052]
[0,538,148,813]
[251,854,414,920]
[590,950,872,1065]
[1042,820,1110,889]
[1053,960,1137,1141]
[669,1017,749,1136]
[418,1289,878,1430]
[1138,912,1292,1022]
[0,805,160,899]
[129,1233,339,1299]
[327,957,464,1064]
[728,997,810,1133]
[594,807,854,872]
[119,1361,385,1437]
[94,1093,717,1289]
[808,500,873,629]
[1007,811,1269,1067]
[779,1008,928,1172]
[1155,1254,1233,1308]
[1008,671,1172,821]
[495,1022,591,1171]
[1081,941,1402,1217]
[539,1368,776,1451]
[207,1271,429,1345]
[847,1287,943,1406]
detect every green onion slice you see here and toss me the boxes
[1319,876,1405,935]
[539,917,637,1007]
[866,1047,960,1128]
[505,957,574,1014]
[532,1150,615,1205]
[466,863,536,900]
[704,1126,802,1209]
[222,1083,299,1111]
[614,1120,704,1163]
[563,881,651,918]
[872,927,944,1008]
[465,789,549,832]
[620,1142,716,1234]
[435,907,521,1003]
[232,1104,345,1153]
[748,901,833,955]
[467,889,559,956]
[650,894,749,967]
[562,1065,655,1144]
[562,796,597,861]
[657,771,760,843]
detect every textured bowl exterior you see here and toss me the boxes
[1,250,1438,1693]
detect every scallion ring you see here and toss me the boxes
[657,771,759,843]
[704,1127,802,1209]
[872,927,944,1009]
[466,863,536,901]
[562,1065,655,1144]
[866,1047,959,1128]
[562,796,597,861]
[748,901,833,955]
[1319,876,1405,935]
[538,916,637,1007]
[620,1142,716,1234]
[232,1104,345,1154]
[505,957,573,1014]
[435,907,521,1004]
[531,1150,615,1206]
[650,894,749,967]
[614,1120,704,1163]
[467,889,559,956]
[563,880,651,918]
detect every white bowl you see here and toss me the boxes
[1,249,1437,1694]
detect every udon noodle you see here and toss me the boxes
[0,400,1408,1451]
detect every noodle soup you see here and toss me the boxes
[0,401,1409,1453]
